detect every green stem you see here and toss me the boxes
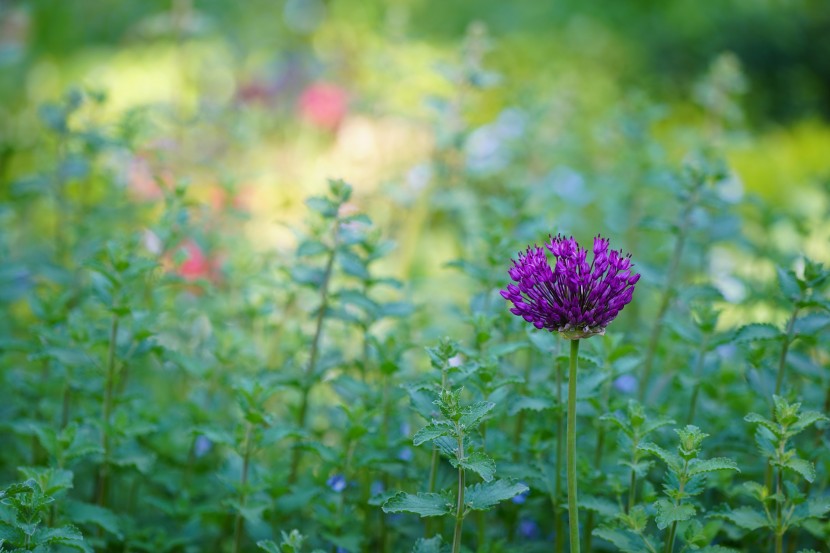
[639,181,702,402]
[555,350,564,553]
[567,339,581,553]
[774,307,799,397]
[686,332,711,425]
[233,422,254,553]
[663,460,688,553]
[584,364,612,552]
[627,446,638,514]
[452,427,466,553]
[97,315,119,507]
[774,464,783,553]
[289,231,338,484]
[426,369,448,538]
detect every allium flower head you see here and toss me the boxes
[501,234,640,339]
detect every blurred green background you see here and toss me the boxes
[2,0,829,308]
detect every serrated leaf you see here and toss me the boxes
[732,323,782,344]
[714,506,770,530]
[458,451,495,482]
[791,497,830,525]
[65,501,122,539]
[777,267,802,301]
[638,442,682,472]
[508,396,554,415]
[793,410,829,433]
[591,527,643,553]
[744,413,780,437]
[466,479,528,511]
[793,313,830,336]
[413,423,452,446]
[783,457,815,483]
[459,401,495,428]
[655,499,695,529]
[297,239,329,257]
[412,536,449,553]
[382,492,452,517]
[256,540,281,553]
[687,457,740,476]
[580,495,618,517]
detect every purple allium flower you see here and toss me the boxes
[501,235,640,339]
[327,474,347,493]
[613,374,638,394]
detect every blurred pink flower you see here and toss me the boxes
[298,83,348,130]
[177,240,211,281]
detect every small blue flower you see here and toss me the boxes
[327,474,347,493]
[519,519,540,539]
[399,421,411,436]
[193,435,212,458]
[511,483,530,504]
[397,447,413,462]
[613,374,638,394]
[370,480,384,496]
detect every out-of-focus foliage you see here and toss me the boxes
[1,1,828,552]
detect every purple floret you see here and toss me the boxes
[501,234,639,339]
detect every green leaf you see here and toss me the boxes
[466,479,529,511]
[65,501,122,539]
[580,495,618,517]
[638,442,682,472]
[783,457,815,483]
[731,323,782,344]
[655,499,695,530]
[382,492,452,517]
[791,497,830,525]
[256,540,281,553]
[744,413,780,437]
[776,267,802,302]
[297,239,329,257]
[508,396,554,415]
[687,457,740,476]
[306,196,338,217]
[413,423,452,446]
[793,410,829,433]
[591,527,643,553]
[412,536,450,553]
[32,525,88,551]
[714,506,770,531]
[793,313,830,336]
[459,401,495,428]
[459,451,495,482]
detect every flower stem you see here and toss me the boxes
[452,426,466,553]
[567,339,581,553]
[555,350,564,553]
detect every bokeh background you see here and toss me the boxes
[2,0,830,325]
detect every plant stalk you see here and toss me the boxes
[567,339,581,553]
[686,332,711,425]
[96,315,119,507]
[639,181,702,402]
[233,422,254,553]
[774,307,799,396]
[555,349,564,553]
[452,426,466,553]
[289,232,338,484]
